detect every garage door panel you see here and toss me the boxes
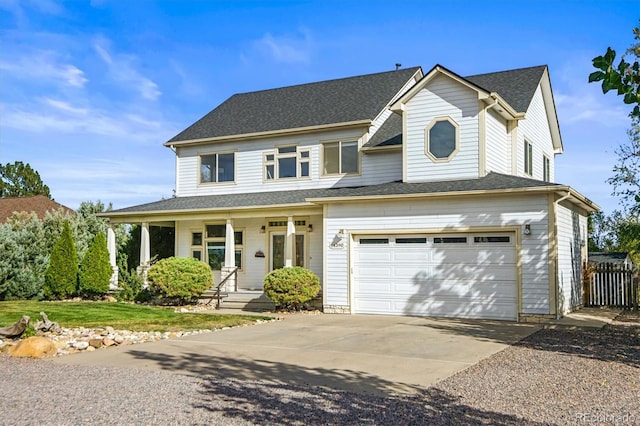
[354,232,517,321]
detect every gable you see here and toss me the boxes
[167,67,422,145]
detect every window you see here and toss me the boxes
[265,146,310,180]
[434,237,467,244]
[191,232,203,261]
[425,117,459,162]
[543,155,550,182]
[323,141,359,175]
[200,153,234,183]
[203,224,243,270]
[474,236,510,243]
[524,140,533,175]
[396,237,427,244]
[359,238,389,244]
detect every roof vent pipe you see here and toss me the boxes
[395,63,401,70]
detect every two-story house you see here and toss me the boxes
[103,64,598,322]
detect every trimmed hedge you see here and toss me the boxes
[44,221,78,299]
[79,232,112,297]
[147,257,212,304]
[263,267,320,310]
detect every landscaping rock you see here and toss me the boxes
[89,339,103,348]
[72,341,89,350]
[9,336,57,358]
[102,337,115,347]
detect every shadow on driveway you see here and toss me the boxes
[193,377,548,425]
[126,349,424,395]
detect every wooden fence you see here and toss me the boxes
[584,263,638,309]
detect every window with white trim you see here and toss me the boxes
[202,224,243,271]
[323,140,359,175]
[425,117,459,162]
[200,152,235,184]
[524,140,533,176]
[264,146,310,180]
[191,231,203,261]
[543,155,551,182]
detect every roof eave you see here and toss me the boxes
[164,119,372,148]
[306,185,566,204]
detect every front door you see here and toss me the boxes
[270,232,305,271]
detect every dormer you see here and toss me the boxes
[390,64,562,183]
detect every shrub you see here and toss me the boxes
[114,254,153,303]
[44,221,78,299]
[78,232,112,297]
[0,213,47,300]
[263,267,320,310]
[147,257,212,304]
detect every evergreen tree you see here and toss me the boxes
[0,161,51,198]
[79,232,112,297]
[44,221,78,299]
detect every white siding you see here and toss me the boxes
[556,203,587,313]
[518,85,555,181]
[325,195,551,315]
[175,215,323,290]
[485,108,510,174]
[405,74,479,182]
[175,128,401,197]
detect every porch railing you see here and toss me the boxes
[210,267,239,309]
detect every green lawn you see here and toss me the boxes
[0,301,273,332]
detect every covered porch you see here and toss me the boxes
[103,205,324,294]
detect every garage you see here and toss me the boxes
[352,232,517,320]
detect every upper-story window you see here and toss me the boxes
[524,140,533,176]
[323,140,359,175]
[425,117,459,162]
[543,155,551,182]
[200,152,235,184]
[264,146,310,180]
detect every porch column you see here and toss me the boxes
[221,219,236,291]
[285,216,295,267]
[140,222,151,265]
[107,225,119,289]
[224,219,235,268]
[138,222,151,286]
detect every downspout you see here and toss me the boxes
[553,190,572,319]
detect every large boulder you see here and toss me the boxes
[9,336,57,358]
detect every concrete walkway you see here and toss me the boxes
[49,314,539,395]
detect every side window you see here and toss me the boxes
[543,155,550,182]
[524,140,533,176]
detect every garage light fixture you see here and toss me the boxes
[523,224,531,235]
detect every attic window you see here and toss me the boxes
[425,117,459,162]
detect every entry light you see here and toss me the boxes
[524,224,531,235]
[260,225,266,233]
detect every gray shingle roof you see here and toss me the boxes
[465,65,547,112]
[363,113,402,148]
[107,172,560,215]
[168,67,421,143]
[588,252,631,265]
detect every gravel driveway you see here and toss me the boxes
[1,311,638,426]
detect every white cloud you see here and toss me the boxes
[0,51,88,87]
[0,101,176,146]
[93,37,162,101]
[254,30,313,64]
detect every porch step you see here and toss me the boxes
[200,291,276,312]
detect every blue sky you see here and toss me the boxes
[0,0,637,215]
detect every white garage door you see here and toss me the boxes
[353,233,517,320]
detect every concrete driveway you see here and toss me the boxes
[48,314,539,395]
